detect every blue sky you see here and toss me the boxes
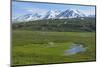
[12,1,95,18]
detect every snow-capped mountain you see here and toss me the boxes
[57,9,86,19]
[43,10,61,19]
[14,13,42,22]
[13,9,94,22]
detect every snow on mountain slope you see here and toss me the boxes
[43,10,61,19]
[57,9,86,19]
[14,13,42,22]
[13,9,93,22]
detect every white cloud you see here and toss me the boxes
[25,8,48,15]
[81,10,95,16]
[27,9,34,12]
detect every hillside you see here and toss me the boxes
[12,17,96,32]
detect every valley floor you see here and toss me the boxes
[12,30,96,65]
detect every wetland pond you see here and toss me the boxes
[65,43,87,55]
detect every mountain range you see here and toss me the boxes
[13,9,95,22]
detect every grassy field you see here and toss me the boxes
[12,30,96,65]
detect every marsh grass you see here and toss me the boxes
[12,30,96,65]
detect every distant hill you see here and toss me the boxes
[12,18,96,32]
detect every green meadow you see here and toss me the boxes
[12,30,96,65]
[12,18,96,65]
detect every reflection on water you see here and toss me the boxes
[65,44,87,55]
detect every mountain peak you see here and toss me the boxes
[13,9,93,22]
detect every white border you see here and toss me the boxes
[0,0,100,67]
[22,0,96,5]
[0,0,10,67]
